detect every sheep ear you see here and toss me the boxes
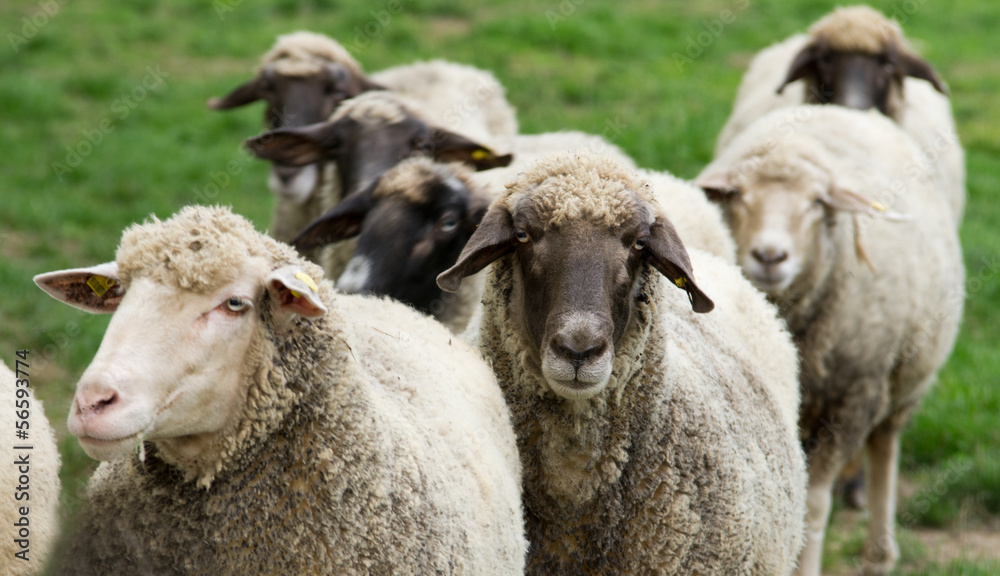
[695,170,740,203]
[429,128,513,171]
[645,217,714,313]
[437,204,515,292]
[292,182,376,251]
[245,121,342,166]
[778,43,820,94]
[896,50,949,96]
[824,184,911,221]
[33,262,123,314]
[266,266,327,320]
[207,77,266,110]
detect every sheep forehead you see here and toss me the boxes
[260,31,362,78]
[115,205,302,294]
[374,158,473,204]
[331,92,413,126]
[809,6,904,54]
[506,152,650,229]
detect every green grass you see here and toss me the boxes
[1,0,998,572]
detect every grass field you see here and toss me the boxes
[1,0,997,573]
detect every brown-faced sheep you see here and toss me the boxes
[697,105,963,576]
[715,6,964,225]
[33,206,526,575]
[437,152,807,575]
[0,360,61,575]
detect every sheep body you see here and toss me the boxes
[699,105,963,575]
[469,153,806,574]
[44,206,525,575]
[0,361,61,576]
[715,7,964,224]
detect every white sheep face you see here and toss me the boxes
[34,259,327,462]
[702,162,835,296]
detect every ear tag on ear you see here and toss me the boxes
[295,272,319,292]
[471,149,493,161]
[870,201,888,213]
[86,275,115,297]
[674,277,687,288]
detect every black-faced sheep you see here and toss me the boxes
[1,360,61,575]
[437,152,807,575]
[696,105,963,576]
[715,6,964,225]
[33,206,526,575]
[247,90,512,280]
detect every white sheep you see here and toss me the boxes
[33,205,526,575]
[714,6,965,225]
[437,151,807,575]
[0,360,61,575]
[696,105,963,576]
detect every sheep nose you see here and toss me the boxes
[274,165,300,184]
[76,389,120,416]
[752,247,789,265]
[552,334,608,371]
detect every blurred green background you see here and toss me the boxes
[1,0,997,573]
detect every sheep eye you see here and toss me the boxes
[633,238,648,251]
[225,297,250,313]
[440,217,459,233]
[515,230,530,243]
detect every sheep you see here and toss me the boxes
[714,6,965,225]
[208,31,381,206]
[247,90,513,279]
[695,105,964,576]
[435,151,807,575]
[287,131,638,334]
[0,360,61,575]
[209,32,518,257]
[32,205,526,575]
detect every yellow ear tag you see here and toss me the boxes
[295,272,319,292]
[870,201,888,213]
[86,275,114,297]
[674,277,687,288]
[471,149,492,161]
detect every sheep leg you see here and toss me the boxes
[793,471,836,576]
[861,421,901,575]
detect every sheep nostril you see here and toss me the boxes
[554,337,608,370]
[752,248,789,265]
[83,391,119,415]
[275,165,299,184]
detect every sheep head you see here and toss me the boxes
[696,130,909,297]
[777,6,948,118]
[292,157,491,317]
[246,92,512,201]
[438,153,712,401]
[208,32,383,201]
[34,208,327,473]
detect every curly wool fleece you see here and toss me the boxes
[477,152,806,575]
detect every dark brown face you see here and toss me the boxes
[438,192,714,401]
[245,112,512,198]
[291,168,490,316]
[778,40,949,117]
[209,62,379,129]
[208,62,384,199]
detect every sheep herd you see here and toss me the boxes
[8,4,965,576]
